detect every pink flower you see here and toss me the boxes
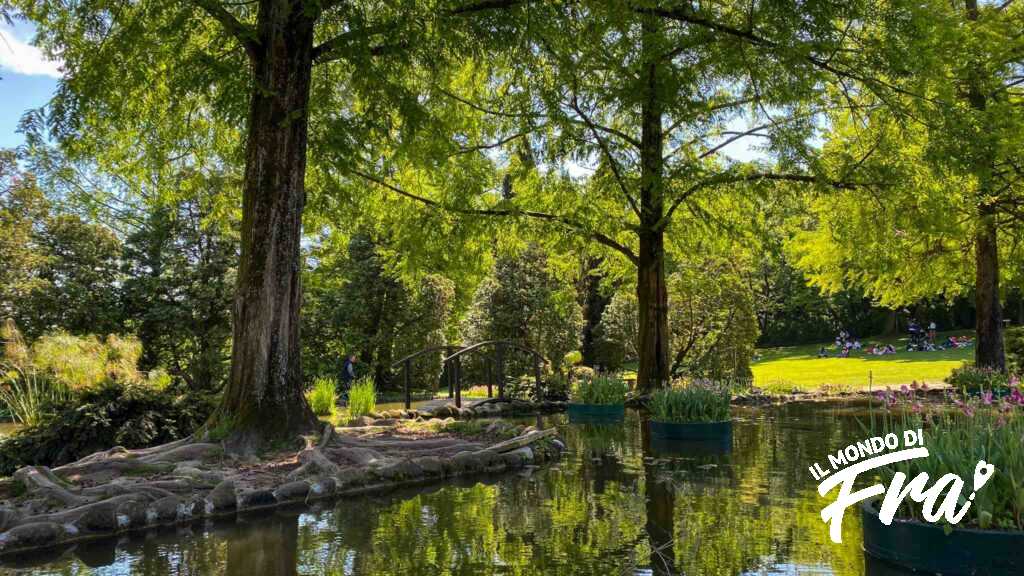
[982,391,994,405]
[921,382,929,391]
[900,384,910,395]
[911,381,920,390]
[911,402,923,414]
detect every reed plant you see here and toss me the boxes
[649,384,730,423]
[0,364,70,426]
[306,376,337,417]
[572,374,628,405]
[348,376,376,417]
[871,384,1024,530]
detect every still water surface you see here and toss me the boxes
[3,404,915,575]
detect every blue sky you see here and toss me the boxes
[0,21,60,149]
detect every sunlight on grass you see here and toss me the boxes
[752,331,972,392]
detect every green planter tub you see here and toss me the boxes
[567,403,625,423]
[648,434,731,457]
[648,419,732,442]
[861,499,1024,575]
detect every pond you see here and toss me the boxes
[2,403,916,575]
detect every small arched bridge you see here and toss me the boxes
[390,340,548,410]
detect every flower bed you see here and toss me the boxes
[864,382,1024,572]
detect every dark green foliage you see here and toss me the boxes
[1,155,124,337]
[0,382,216,475]
[461,244,582,381]
[303,232,455,392]
[121,198,235,390]
[1005,327,1024,376]
[946,365,1010,394]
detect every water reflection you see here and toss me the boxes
[6,404,920,575]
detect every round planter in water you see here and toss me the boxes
[649,434,731,457]
[567,403,625,423]
[861,499,1024,575]
[648,419,732,442]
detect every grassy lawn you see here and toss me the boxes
[751,330,973,392]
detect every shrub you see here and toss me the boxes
[2,320,150,391]
[0,381,216,475]
[0,365,69,426]
[348,376,376,417]
[1005,327,1024,375]
[563,350,583,367]
[872,387,1024,530]
[649,384,731,423]
[571,365,596,381]
[306,376,337,417]
[946,365,1009,394]
[572,374,628,405]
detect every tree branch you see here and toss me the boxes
[639,3,942,106]
[351,168,639,264]
[568,95,642,218]
[312,24,399,64]
[189,0,258,62]
[655,172,865,232]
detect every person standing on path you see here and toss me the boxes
[341,354,358,392]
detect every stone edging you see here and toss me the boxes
[0,430,564,557]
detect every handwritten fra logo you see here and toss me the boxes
[813,430,996,543]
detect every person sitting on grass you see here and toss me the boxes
[818,346,829,358]
[884,344,896,354]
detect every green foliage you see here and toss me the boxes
[3,320,151,391]
[0,365,69,426]
[571,374,627,406]
[649,384,731,424]
[596,260,760,380]
[1,155,124,337]
[1005,327,1024,376]
[872,390,1024,530]
[946,365,1010,394]
[347,376,376,418]
[0,381,216,475]
[303,232,455,391]
[121,196,235,391]
[563,350,583,366]
[461,244,582,376]
[306,377,338,417]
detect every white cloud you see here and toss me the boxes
[0,26,62,78]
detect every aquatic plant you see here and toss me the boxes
[348,376,376,417]
[649,384,730,423]
[571,374,628,405]
[0,364,69,426]
[871,385,1024,530]
[306,376,337,417]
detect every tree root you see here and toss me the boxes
[287,425,343,480]
[0,422,566,556]
[484,428,556,453]
[13,467,89,508]
[56,436,194,470]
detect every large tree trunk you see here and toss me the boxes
[636,17,670,391]
[975,205,1005,370]
[215,2,318,452]
[965,0,1005,371]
